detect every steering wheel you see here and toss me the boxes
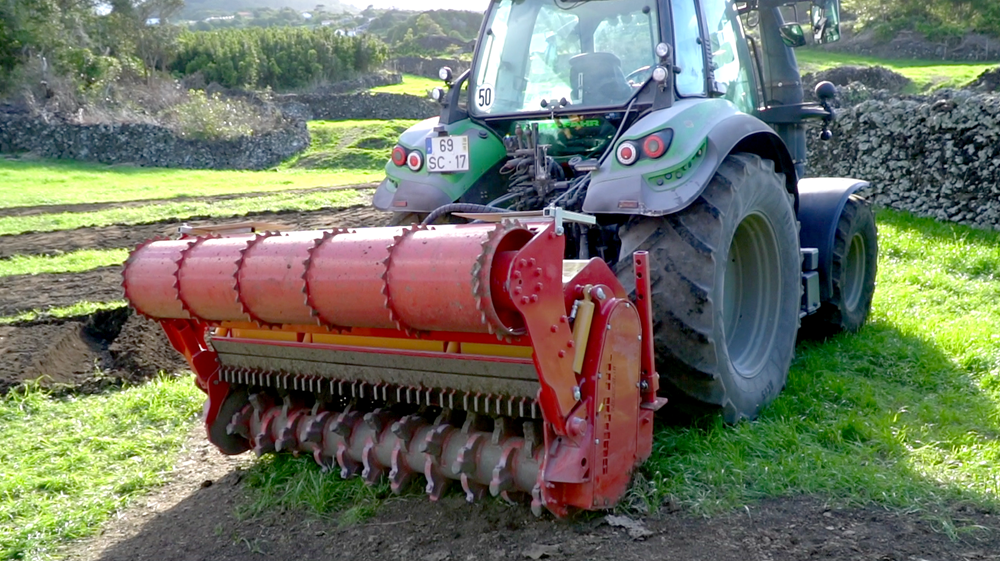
[625,65,653,85]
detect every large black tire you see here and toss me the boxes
[801,195,877,337]
[615,153,801,422]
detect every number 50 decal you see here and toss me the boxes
[476,85,494,110]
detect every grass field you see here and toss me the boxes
[0,377,203,561]
[3,102,1000,555]
[798,49,999,92]
[0,188,368,236]
[0,158,379,209]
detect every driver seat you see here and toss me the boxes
[569,52,632,106]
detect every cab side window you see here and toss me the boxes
[703,0,754,112]
[672,0,706,96]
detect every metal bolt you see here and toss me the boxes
[593,287,606,300]
[572,386,581,401]
[606,324,612,330]
[530,295,538,303]
[550,324,558,333]
[595,439,600,445]
[521,296,530,304]
[555,227,564,236]
[558,350,566,358]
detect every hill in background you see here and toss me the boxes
[181,0,355,20]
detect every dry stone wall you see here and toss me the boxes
[808,88,1000,230]
[273,92,439,122]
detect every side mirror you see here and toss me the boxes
[779,23,807,48]
[811,0,842,45]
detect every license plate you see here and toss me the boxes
[425,135,470,173]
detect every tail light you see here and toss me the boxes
[406,150,423,172]
[616,141,639,166]
[391,145,407,166]
[643,135,667,159]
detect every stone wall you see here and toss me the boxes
[273,91,439,121]
[808,89,1000,230]
[0,111,310,170]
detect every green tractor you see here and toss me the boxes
[374,0,877,423]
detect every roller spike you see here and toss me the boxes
[361,438,384,484]
[461,475,487,503]
[380,224,429,337]
[121,236,173,320]
[234,232,286,329]
[303,229,353,329]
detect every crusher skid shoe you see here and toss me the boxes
[122,214,666,516]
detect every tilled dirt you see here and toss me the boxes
[0,308,187,394]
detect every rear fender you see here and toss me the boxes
[374,117,506,212]
[583,98,797,216]
[797,177,869,301]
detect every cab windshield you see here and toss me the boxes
[471,0,659,116]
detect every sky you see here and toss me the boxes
[356,0,490,11]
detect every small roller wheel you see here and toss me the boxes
[207,387,251,455]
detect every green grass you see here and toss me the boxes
[797,49,999,92]
[0,248,128,277]
[644,208,1000,516]
[0,188,370,236]
[239,455,391,526]
[369,74,441,97]
[284,120,417,171]
[0,301,127,325]
[0,376,203,561]
[0,159,379,209]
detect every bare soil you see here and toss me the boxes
[63,435,1000,561]
[3,189,998,560]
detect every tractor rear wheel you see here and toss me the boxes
[615,153,801,422]
[801,195,877,337]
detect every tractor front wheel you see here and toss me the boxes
[801,195,878,337]
[615,153,801,422]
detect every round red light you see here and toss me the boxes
[616,141,639,165]
[391,146,407,166]
[406,151,423,171]
[643,135,666,159]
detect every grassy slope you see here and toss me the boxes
[0,159,380,209]
[369,74,441,97]
[797,49,999,92]
[0,377,203,561]
[283,119,417,171]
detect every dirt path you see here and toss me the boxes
[0,266,125,316]
[0,184,378,218]
[62,437,1000,561]
[1,199,387,259]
